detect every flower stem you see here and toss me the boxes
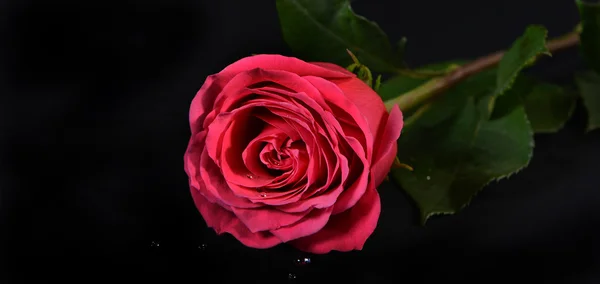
[384,27,582,112]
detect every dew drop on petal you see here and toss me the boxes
[259,192,267,198]
[246,174,254,179]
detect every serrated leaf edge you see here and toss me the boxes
[421,107,535,225]
[495,25,551,98]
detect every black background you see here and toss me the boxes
[1,0,599,282]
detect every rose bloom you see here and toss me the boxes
[184,55,403,254]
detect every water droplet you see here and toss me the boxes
[198,243,207,251]
[294,257,311,266]
[246,174,254,179]
[259,192,267,198]
[150,241,160,247]
[426,176,431,180]
[274,161,281,166]
[288,273,297,280]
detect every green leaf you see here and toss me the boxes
[386,26,555,223]
[390,68,533,224]
[392,98,533,224]
[577,0,600,73]
[523,83,577,133]
[474,25,549,118]
[276,0,402,73]
[575,71,600,131]
[493,76,577,133]
[495,25,550,97]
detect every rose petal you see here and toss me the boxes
[276,152,348,213]
[184,131,206,192]
[270,207,333,242]
[242,125,285,179]
[303,76,373,160]
[231,206,311,233]
[371,105,403,186]
[290,183,381,254]
[191,187,281,249]
[300,133,340,197]
[189,75,226,134]
[309,62,355,75]
[254,109,302,141]
[199,148,261,209]
[220,55,352,80]
[206,107,272,189]
[214,69,334,118]
[331,136,370,214]
[262,141,309,193]
[186,131,235,208]
[330,76,388,152]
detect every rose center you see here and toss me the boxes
[259,142,294,172]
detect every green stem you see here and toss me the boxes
[395,67,453,78]
[384,26,582,112]
[385,77,445,112]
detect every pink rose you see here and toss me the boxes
[184,55,403,254]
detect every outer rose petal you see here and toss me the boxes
[184,132,206,192]
[290,183,381,254]
[189,75,229,135]
[371,105,403,186]
[310,62,355,75]
[270,207,333,242]
[231,206,311,233]
[190,55,351,135]
[303,76,373,155]
[330,136,369,214]
[332,77,388,146]
[191,186,282,249]
[220,55,352,80]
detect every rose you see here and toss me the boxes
[184,54,403,254]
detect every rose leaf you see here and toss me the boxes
[493,76,577,133]
[387,26,556,224]
[522,84,577,133]
[276,0,403,73]
[494,25,550,98]
[575,71,600,132]
[391,96,533,224]
[577,0,600,73]
[390,64,534,224]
